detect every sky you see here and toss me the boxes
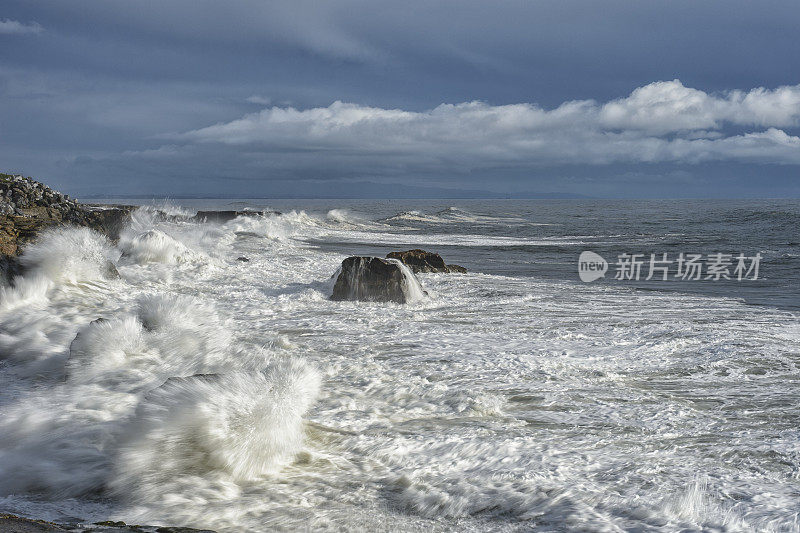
[1,0,799,198]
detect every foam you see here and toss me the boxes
[18,227,119,283]
[111,358,321,499]
[118,229,194,265]
[0,203,798,532]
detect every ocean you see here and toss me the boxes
[0,199,798,531]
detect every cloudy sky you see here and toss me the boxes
[1,0,799,198]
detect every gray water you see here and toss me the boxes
[106,198,800,308]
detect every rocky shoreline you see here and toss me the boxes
[0,173,135,284]
[0,513,214,532]
[1,173,467,531]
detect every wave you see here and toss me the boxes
[1,199,797,531]
[118,229,196,265]
[18,227,119,284]
[383,206,528,226]
[0,273,53,312]
[111,358,321,499]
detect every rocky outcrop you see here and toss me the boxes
[331,256,426,303]
[193,210,280,223]
[1,173,135,284]
[386,249,467,273]
[0,513,215,532]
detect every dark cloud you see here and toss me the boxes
[1,0,799,197]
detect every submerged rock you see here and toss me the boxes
[331,256,426,303]
[386,249,467,273]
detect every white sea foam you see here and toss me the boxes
[383,206,528,225]
[388,258,427,302]
[0,204,798,532]
[66,316,146,383]
[112,358,321,498]
[0,273,53,311]
[326,208,357,224]
[18,227,119,283]
[118,229,195,265]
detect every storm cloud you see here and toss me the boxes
[1,0,799,197]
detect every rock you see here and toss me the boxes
[386,249,467,273]
[161,373,221,387]
[0,513,66,532]
[193,210,280,223]
[93,521,129,528]
[0,255,23,282]
[83,206,134,241]
[0,513,215,532]
[330,256,425,303]
[104,261,121,278]
[1,173,135,284]
[236,256,250,262]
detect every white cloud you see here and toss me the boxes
[173,80,800,169]
[0,19,43,35]
[600,79,800,133]
[599,80,723,134]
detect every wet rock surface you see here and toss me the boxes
[331,256,420,303]
[0,514,216,532]
[386,249,467,273]
[0,173,135,284]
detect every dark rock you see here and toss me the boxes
[331,256,424,303]
[236,256,250,262]
[0,513,215,532]
[386,249,467,273]
[193,210,280,223]
[155,527,216,532]
[83,206,134,241]
[104,261,121,278]
[0,513,66,532]
[163,373,221,386]
[0,255,23,282]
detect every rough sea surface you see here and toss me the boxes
[0,199,798,532]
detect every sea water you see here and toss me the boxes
[0,199,798,531]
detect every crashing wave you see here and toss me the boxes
[111,358,321,499]
[18,227,119,283]
[118,229,194,265]
[66,293,236,387]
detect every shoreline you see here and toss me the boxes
[1,173,135,284]
[0,513,214,532]
[1,175,217,532]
